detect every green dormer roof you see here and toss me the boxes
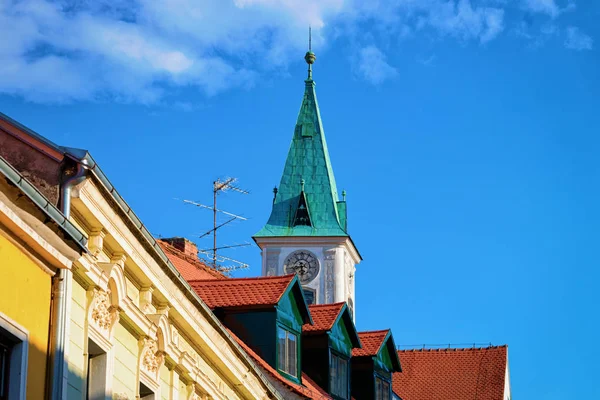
[254,69,348,238]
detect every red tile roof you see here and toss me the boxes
[189,275,295,309]
[227,329,332,399]
[352,330,390,357]
[303,303,345,333]
[393,346,508,400]
[158,240,226,281]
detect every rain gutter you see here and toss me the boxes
[0,156,87,250]
[50,157,89,400]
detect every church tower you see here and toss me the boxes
[253,39,361,320]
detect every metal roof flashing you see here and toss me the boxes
[0,156,88,252]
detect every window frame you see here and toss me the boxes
[302,288,316,305]
[275,324,300,382]
[329,350,350,400]
[0,312,28,400]
[374,372,392,400]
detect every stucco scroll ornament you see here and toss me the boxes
[142,338,164,374]
[91,289,119,331]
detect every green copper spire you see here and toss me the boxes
[254,42,348,238]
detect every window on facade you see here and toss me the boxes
[139,381,154,400]
[303,288,315,305]
[329,353,349,399]
[0,336,10,400]
[86,339,107,400]
[375,376,391,400]
[277,327,298,377]
[0,313,28,400]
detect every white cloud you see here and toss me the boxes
[425,0,505,43]
[564,26,593,50]
[0,0,340,103]
[523,0,560,17]
[356,45,398,85]
[0,0,586,103]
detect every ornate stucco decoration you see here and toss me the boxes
[112,393,129,400]
[91,288,119,331]
[141,338,164,375]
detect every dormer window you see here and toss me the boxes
[375,374,391,400]
[330,352,350,399]
[277,326,298,378]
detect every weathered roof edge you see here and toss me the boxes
[0,155,88,252]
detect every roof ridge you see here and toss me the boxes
[159,241,225,279]
[189,274,295,284]
[398,345,507,353]
[359,329,390,335]
[308,302,345,309]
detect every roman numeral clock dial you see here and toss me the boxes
[284,250,320,284]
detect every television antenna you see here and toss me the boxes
[181,177,250,272]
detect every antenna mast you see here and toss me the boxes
[181,177,250,274]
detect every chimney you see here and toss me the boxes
[161,237,198,258]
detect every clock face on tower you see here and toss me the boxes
[284,250,320,284]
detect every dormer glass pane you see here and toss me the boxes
[375,376,391,400]
[277,326,298,378]
[330,353,349,399]
[287,333,297,376]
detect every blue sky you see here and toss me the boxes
[1,0,599,398]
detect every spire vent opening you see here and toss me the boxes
[293,192,312,227]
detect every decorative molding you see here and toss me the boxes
[77,181,279,400]
[255,235,361,264]
[88,228,106,258]
[110,252,126,268]
[265,249,280,276]
[141,338,164,374]
[324,249,335,303]
[345,252,353,301]
[172,326,180,348]
[139,286,154,314]
[90,288,119,332]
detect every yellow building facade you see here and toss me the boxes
[0,156,85,400]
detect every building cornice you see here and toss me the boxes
[254,235,362,264]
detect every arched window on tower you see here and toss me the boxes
[303,288,316,305]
